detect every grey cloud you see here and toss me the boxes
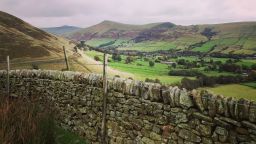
[0,0,256,27]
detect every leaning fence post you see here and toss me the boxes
[101,53,108,144]
[63,46,70,71]
[6,56,10,98]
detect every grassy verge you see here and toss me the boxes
[55,127,87,144]
[0,95,87,144]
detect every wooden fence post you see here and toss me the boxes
[101,53,108,144]
[7,56,10,98]
[63,46,70,71]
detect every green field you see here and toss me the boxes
[85,50,189,84]
[118,41,176,52]
[204,84,256,101]
[241,82,256,89]
[85,38,116,47]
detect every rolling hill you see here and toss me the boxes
[64,20,256,55]
[0,11,76,62]
[42,25,81,35]
[0,11,93,72]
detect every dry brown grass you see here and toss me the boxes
[0,95,55,144]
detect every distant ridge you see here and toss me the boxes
[42,25,81,35]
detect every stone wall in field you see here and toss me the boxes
[0,70,256,144]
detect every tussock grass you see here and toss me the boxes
[0,95,55,144]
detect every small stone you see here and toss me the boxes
[178,129,201,143]
[150,132,162,141]
[192,112,213,122]
[242,121,256,130]
[141,137,155,144]
[197,124,212,136]
[215,126,228,136]
[249,102,256,123]
[202,137,213,144]
[219,116,241,127]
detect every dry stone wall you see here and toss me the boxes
[0,70,256,144]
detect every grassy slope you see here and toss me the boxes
[74,21,256,54]
[0,11,90,72]
[204,84,256,101]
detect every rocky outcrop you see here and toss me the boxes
[0,70,255,143]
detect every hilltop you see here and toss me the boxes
[65,20,256,55]
[64,20,174,41]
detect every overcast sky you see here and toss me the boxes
[0,0,256,27]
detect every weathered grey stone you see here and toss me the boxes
[179,89,194,109]
[141,137,155,144]
[178,129,201,143]
[214,117,231,128]
[216,95,225,115]
[162,89,170,104]
[202,137,213,144]
[191,89,204,112]
[242,121,256,130]
[193,112,213,122]
[219,116,241,127]
[150,132,161,141]
[214,126,228,136]
[249,102,256,123]
[228,97,236,119]
[208,95,217,117]
[235,98,250,120]
[197,124,212,136]
[174,88,180,107]
[169,87,177,107]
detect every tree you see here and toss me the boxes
[94,56,101,61]
[112,53,122,61]
[171,63,176,68]
[125,56,133,64]
[149,61,155,67]
[251,64,256,70]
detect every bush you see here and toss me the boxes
[31,63,39,70]
[169,69,202,77]
[125,56,133,64]
[112,53,122,61]
[181,78,201,90]
[145,78,161,84]
[149,61,155,67]
[94,56,101,61]
[0,95,55,144]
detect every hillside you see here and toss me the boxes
[42,25,81,35]
[65,20,256,55]
[0,11,76,62]
[64,20,173,41]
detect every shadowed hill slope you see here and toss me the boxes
[0,11,75,61]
